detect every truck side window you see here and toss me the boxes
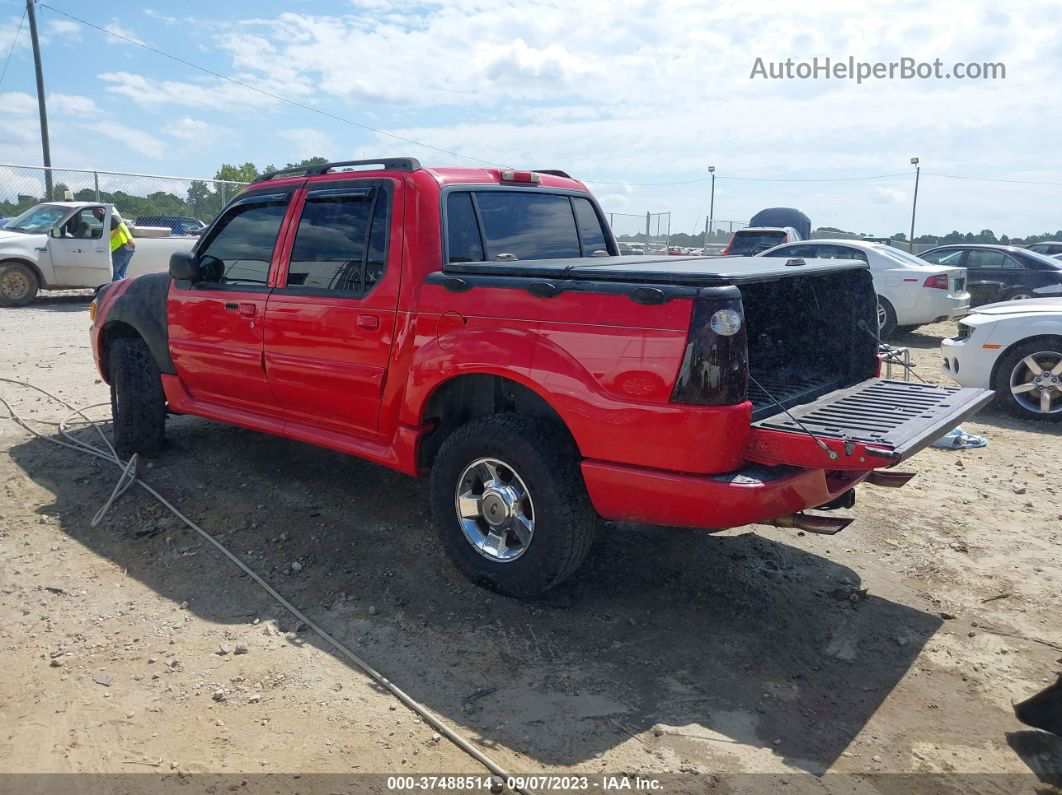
[446,192,485,263]
[571,197,608,254]
[287,191,387,294]
[475,192,581,261]
[198,202,288,286]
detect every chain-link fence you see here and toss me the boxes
[606,211,671,253]
[0,164,247,228]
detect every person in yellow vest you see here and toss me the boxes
[93,206,135,280]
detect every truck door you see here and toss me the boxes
[167,191,292,417]
[263,179,401,438]
[48,206,111,287]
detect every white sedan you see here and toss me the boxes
[758,239,970,338]
[941,298,1062,421]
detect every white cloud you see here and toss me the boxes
[277,127,335,160]
[872,186,907,204]
[84,121,167,159]
[104,21,146,46]
[49,94,101,115]
[1,92,38,115]
[165,117,231,148]
[99,71,276,111]
[47,19,82,40]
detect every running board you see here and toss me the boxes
[767,512,854,535]
[865,470,917,488]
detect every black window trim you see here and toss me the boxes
[439,184,616,266]
[273,180,392,300]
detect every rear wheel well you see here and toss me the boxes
[418,375,577,473]
[100,321,144,380]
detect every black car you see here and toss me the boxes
[918,244,1062,306]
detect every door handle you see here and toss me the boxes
[71,248,82,254]
[357,314,380,330]
[239,303,257,317]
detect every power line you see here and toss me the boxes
[0,6,27,87]
[37,3,506,168]
[925,171,1062,187]
[584,172,911,187]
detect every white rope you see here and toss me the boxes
[0,377,530,794]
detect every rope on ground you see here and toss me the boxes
[0,376,531,795]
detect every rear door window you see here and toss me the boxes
[817,245,868,262]
[964,250,1007,270]
[286,187,390,295]
[762,243,815,258]
[571,197,609,255]
[446,192,485,263]
[920,248,966,266]
[472,191,581,261]
[729,231,784,255]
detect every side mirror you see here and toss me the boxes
[169,251,202,281]
[50,227,62,238]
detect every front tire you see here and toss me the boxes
[0,262,39,307]
[109,336,167,454]
[430,414,596,598]
[993,337,1062,422]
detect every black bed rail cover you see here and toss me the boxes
[442,255,868,288]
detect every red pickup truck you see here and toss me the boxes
[89,158,992,596]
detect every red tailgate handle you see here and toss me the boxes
[239,303,257,317]
[357,314,380,330]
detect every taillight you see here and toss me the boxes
[671,296,748,405]
[924,274,949,290]
[721,241,733,255]
[500,169,541,184]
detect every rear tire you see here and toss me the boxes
[1004,289,1036,301]
[109,336,167,454]
[430,414,596,598]
[0,262,39,307]
[992,336,1062,422]
[876,297,898,339]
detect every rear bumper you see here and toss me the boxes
[901,291,970,325]
[582,460,870,530]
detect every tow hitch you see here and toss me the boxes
[767,512,854,535]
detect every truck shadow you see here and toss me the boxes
[18,292,95,313]
[9,416,942,774]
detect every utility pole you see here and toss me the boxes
[908,156,920,253]
[26,0,53,200]
[704,165,716,247]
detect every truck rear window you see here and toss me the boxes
[446,190,610,262]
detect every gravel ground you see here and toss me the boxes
[0,291,1060,792]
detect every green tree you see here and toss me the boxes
[214,162,260,183]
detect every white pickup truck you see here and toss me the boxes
[0,201,196,306]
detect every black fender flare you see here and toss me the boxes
[98,273,176,377]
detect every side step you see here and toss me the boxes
[866,470,917,488]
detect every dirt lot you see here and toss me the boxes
[1,292,1060,792]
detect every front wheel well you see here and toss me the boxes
[0,258,45,289]
[100,321,144,380]
[989,333,1062,390]
[418,374,578,474]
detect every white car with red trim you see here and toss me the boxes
[941,298,1062,421]
[757,239,970,338]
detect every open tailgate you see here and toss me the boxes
[745,379,994,470]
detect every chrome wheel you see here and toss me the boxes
[876,300,887,331]
[1010,351,1062,415]
[1010,292,1035,301]
[454,457,535,562]
[0,268,31,301]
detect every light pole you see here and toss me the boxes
[908,156,920,253]
[704,166,715,247]
[25,0,53,200]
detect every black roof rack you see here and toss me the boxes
[532,169,572,178]
[255,158,422,183]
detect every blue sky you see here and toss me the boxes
[1,0,1060,237]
